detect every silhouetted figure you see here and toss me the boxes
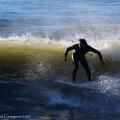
[64,38,104,83]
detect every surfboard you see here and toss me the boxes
[52,80,102,102]
[47,80,98,95]
[53,80,98,89]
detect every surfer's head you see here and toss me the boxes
[78,38,87,46]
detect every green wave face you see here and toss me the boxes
[0,43,120,83]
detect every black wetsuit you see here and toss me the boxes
[65,44,103,82]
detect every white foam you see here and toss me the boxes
[95,75,120,96]
[0,32,120,59]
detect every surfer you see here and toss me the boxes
[64,38,104,83]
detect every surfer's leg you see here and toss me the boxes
[72,53,79,83]
[80,59,91,81]
[72,61,79,83]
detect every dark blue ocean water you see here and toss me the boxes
[0,0,120,44]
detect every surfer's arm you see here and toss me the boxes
[64,45,74,61]
[89,46,105,65]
